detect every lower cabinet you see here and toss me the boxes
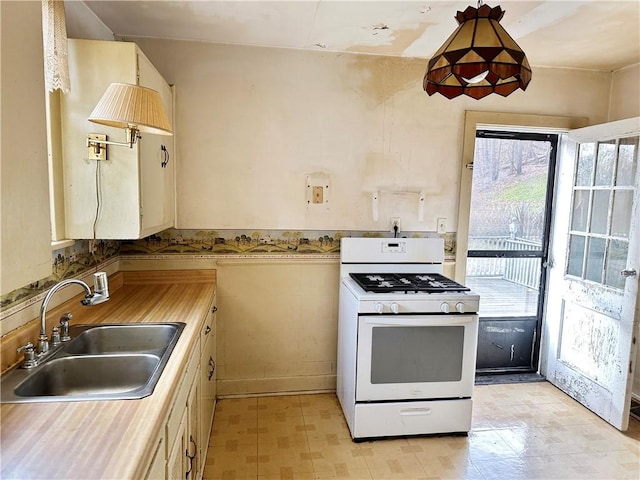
[144,292,218,480]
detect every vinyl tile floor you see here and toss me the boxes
[203,382,640,479]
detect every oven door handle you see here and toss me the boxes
[363,315,475,327]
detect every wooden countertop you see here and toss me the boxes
[0,270,216,479]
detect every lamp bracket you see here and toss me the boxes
[87,134,108,161]
[87,137,132,148]
[86,127,141,160]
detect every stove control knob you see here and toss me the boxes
[440,303,450,314]
[374,302,384,314]
[390,302,399,314]
[456,302,466,314]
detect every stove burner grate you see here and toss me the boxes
[350,273,470,293]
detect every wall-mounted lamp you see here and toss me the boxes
[423,2,531,99]
[86,82,172,158]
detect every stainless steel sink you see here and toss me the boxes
[64,323,183,355]
[13,354,160,398]
[0,322,185,403]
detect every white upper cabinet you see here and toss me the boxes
[60,39,174,239]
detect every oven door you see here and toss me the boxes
[356,314,478,402]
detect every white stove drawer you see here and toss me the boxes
[352,399,472,439]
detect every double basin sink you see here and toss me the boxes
[0,322,185,403]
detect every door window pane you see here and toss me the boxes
[611,190,633,238]
[616,137,638,186]
[571,190,589,232]
[595,141,616,186]
[469,137,551,248]
[605,239,628,289]
[590,190,610,235]
[567,235,585,277]
[585,237,606,283]
[576,143,595,186]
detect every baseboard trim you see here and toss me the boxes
[217,374,336,397]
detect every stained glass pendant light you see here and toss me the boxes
[423,2,531,99]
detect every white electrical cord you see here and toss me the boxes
[91,159,102,264]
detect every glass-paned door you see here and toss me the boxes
[545,117,639,431]
[467,130,558,373]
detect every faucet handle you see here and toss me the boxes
[17,342,34,354]
[51,326,61,347]
[37,333,50,355]
[59,313,72,342]
[17,342,38,369]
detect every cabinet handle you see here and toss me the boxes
[212,306,217,313]
[208,357,215,380]
[161,145,169,168]
[204,325,211,335]
[208,357,216,381]
[185,435,197,478]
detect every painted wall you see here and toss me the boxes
[0,1,52,296]
[64,0,113,41]
[609,64,640,121]
[130,38,612,235]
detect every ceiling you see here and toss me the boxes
[82,1,640,71]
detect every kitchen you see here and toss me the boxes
[1,1,639,479]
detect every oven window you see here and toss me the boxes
[370,326,464,383]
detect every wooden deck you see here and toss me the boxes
[465,276,540,318]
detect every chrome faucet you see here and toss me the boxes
[37,272,110,354]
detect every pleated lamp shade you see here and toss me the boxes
[88,83,172,135]
[423,4,531,100]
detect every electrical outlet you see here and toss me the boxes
[89,240,97,253]
[390,217,401,232]
[437,217,447,234]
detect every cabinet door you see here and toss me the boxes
[167,407,186,480]
[62,39,141,239]
[137,51,175,237]
[144,434,165,480]
[167,348,200,480]
[186,369,200,480]
[200,300,217,463]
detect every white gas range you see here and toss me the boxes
[337,237,480,440]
